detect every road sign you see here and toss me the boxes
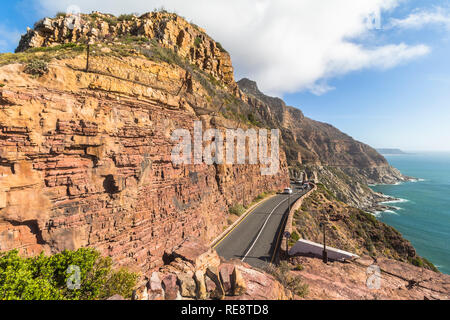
[284,231,291,239]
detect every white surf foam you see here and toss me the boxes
[380,198,409,205]
[382,210,399,215]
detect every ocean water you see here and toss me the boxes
[370,152,450,275]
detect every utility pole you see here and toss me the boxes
[288,192,291,212]
[322,222,328,263]
[320,209,329,264]
[284,231,291,259]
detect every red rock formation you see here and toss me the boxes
[0,40,288,275]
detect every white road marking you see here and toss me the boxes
[241,195,293,262]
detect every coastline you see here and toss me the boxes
[367,176,419,216]
[367,154,450,275]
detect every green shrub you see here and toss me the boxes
[252,192,269,203]
[56,12,66,18]
[23,59,48,77]
[194,37,202,48]
[294,264,304,271]
[421,257,440,273]
[27,43,83,53]
[0,249,138,300]
[98,268,139,299]
[265,262,309,297]
[215,42,227,53]
[118,14,135,21]
[0,83,4,87]
[102,16,119,26]
[140,41,185,67]
[410,256,424,268]
[229,204,246,216]
[291,231,300,242]
[247,113,261,126]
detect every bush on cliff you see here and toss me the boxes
[229,204,246,216]
[23,59,49,77]
[265,261,309,298]
[0,248,138,300]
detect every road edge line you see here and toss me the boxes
[210,193,277,249]
[242,196,289,262]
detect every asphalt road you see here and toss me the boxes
[214,185,307,269]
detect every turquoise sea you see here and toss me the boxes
[371,152,450,275]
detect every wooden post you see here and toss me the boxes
[286,236,289,259]
[85,44,90,72]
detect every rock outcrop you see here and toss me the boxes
[135,240,292,300]
[16,12,235,87]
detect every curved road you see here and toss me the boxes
[214,185,307,269]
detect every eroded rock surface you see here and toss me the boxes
[291,255,449,300]
[138,240,293,300]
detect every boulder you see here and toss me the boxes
[231,266,247,296]
[169,240,220,272]
[178,273,196,298]
[162,273,179,300]
[206,266,225,300]
[194,270,207,300]
[219,263,235,295]
[148,272,164,300]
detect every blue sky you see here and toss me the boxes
[1,0,450,151]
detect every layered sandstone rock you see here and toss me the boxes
[0,38,288,273]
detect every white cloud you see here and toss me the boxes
[33,0,430,96]
[390,6,450,30]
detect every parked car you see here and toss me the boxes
[283,188,293,194]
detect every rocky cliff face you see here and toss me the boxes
[237,78,408,209]
[0,12,289,274]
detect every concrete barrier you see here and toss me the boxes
[289,239,359,261]
[280,184,317,256]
